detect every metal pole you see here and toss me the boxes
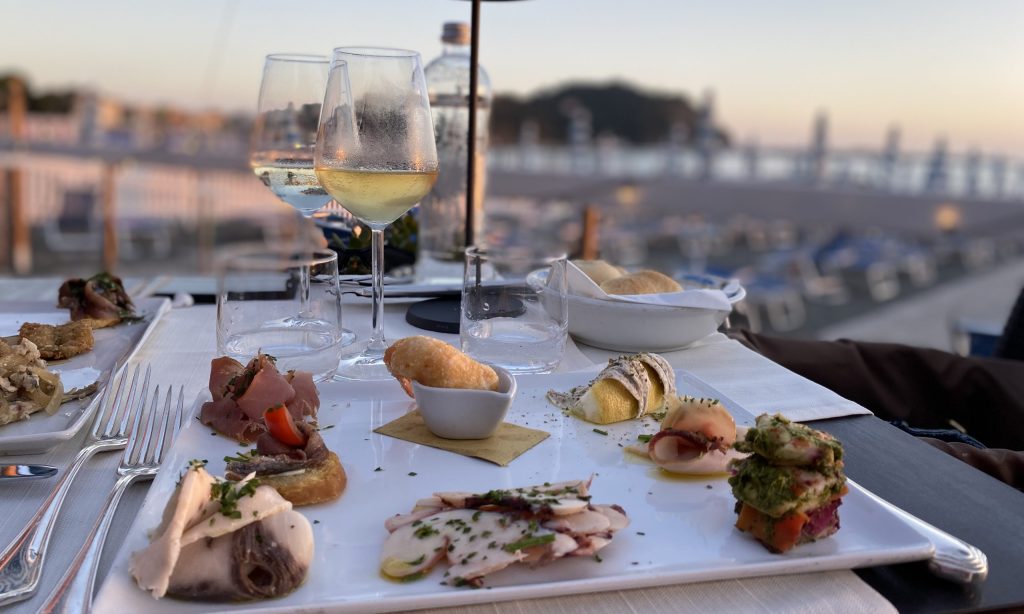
[465,0,481,248]
[101,163,118,271]
[7,77,29,274]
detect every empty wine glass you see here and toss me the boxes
[315,48,438,379]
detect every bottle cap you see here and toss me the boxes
[442,22,471,45]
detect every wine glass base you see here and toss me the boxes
[340,327,357,348]
[332,342,392,380]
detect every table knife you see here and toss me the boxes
[0,464,58,481]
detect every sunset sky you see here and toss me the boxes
[3,0,1022,156]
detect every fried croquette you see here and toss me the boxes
[383,336,499,397]
[18,321,95,360]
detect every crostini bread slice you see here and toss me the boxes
[257,451,346,507]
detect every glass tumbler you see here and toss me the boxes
[460,246,568,374]
[217,246,344,381]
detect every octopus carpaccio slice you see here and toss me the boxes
[130,465,312,601]
[434,478,594,517]
[381,478,628,587]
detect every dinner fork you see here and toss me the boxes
[0,364,149,607]
[41,384,185,614]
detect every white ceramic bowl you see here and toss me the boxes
[565,276,746,352]
[411,365,517,440]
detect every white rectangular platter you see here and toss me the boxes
[95,369,933,613]
[0,297,170,455]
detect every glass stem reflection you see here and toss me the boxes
[368,227,387,354]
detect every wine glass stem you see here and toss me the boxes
[294,211,313,316]
[368,227,387,353]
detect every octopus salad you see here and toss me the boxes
[380,477,628,588]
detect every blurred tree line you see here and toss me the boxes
[490,81,730,146]
[0,74,74,113]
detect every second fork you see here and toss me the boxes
[41,384,186,614]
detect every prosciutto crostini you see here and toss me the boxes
[200,354,319,443]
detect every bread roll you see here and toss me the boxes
[572,259,625,285]
[600,270,682,295]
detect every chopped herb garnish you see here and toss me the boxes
[224,450,259,463]
[414,525,440,539]
[209,478,261,519]
[593,428,608,436]
[408,472,418,476]
[406,554,426,566]
[637,434,653,443]
[374,467,383,472]
[503,533,555,552]
[593,554,603,563]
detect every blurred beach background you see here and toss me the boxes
[1,0,1022,351]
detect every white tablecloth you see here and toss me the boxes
[0,284,892,614]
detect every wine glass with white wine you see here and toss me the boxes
[249,53,355,348]
[315,48,439,379]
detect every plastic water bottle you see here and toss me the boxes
[416,22,493,283]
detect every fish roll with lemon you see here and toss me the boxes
[546,353,676,424]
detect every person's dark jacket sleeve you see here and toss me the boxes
[921,438,1024,491]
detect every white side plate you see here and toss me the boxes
[0,298,171,455]
[95,369,933,613]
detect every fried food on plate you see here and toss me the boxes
[384,336,498,397]
[58,272,138,328]
[0,339,64,427]
[600,270,682,295]
[18,321,94,360]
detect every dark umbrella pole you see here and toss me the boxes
[463,0,525,248]
[466,0,480,248]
